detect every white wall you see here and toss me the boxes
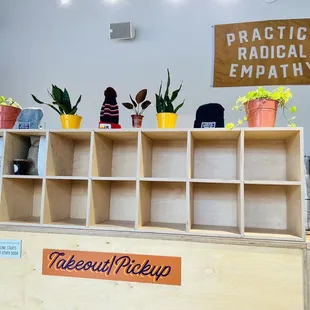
[0,0,310,152]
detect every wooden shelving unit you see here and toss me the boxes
[0,128,305,241]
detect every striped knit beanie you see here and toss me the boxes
[100,87,119,124]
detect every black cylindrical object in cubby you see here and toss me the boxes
[13,159,31,175]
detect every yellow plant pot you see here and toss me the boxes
[156,113,178,128]
[60,115,82,129]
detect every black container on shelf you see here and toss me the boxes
[13,159,31,175]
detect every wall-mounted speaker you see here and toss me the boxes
[109,22,135,40]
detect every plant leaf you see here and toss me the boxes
[164,69,171,101]
[47,90,65,113]
[173,100,185,114]
[129,94,137,108]
[159,81,163,97]
[62,88,72,111]
[70,95,82,114]
[136,89,147,104]
[141,100,151,110]
[122,102,134,110]
[289,105,297,113]
[57,102,72,114]
[47,90,56,102]
[11,102,22,109]
[166,102,174,113]
[74,95,82,108]
[225,123,235,130]
[69,107,77,115]
[171,83,183,102]
[156,94,165,113]
[52,85,63,103]
[31,95,47,105]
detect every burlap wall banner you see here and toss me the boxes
[213,18,310,87]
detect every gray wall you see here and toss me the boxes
[1,0,310,151]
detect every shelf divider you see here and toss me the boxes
[186,131,193,232]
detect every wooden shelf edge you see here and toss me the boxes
[190,225,241,237]
[140,178,187,182]
[90,220,135,231]
[0,224,305,249]
[190,179,241,184]
[2,175,43,179]
[4,129,46,136]
[244,180,301,186]
[0,128,303,133]
[92,177,137,181]
[245,230,303,242]
[46,176,89,180]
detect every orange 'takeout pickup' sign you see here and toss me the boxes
[42,249,181,286]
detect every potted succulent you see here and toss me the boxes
[156,69,185,128]
[0,96,22,129]
[226,86,297,129]
[122,89,151,128]
[32,85,82,129]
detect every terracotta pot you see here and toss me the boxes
[245,99,278,127]
[131,115,144,128]
[0,105,22,129]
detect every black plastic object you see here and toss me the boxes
[194,103,225,128]
[13,159,31,175]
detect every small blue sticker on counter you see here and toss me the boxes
[0,240,22,258]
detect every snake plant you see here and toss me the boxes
[31,85,82,115]
[156,69,185,114]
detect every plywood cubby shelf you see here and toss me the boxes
[0,128,305,242]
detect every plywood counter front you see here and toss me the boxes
[0,230,306,310]
[0,128,306,309]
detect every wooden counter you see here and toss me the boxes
[0,128,306,309]
[0,229,306,310]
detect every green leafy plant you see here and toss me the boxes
[122,89,152,115]
[156,69,185,114]
[226,86,296,130]
[31,85,82,115]
[0,96,22,109]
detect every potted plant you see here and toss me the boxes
[122,89,151,128]
[226,86,296,129]
[31,85,82,129]
[0,96,22,129]
[156,69,185,128]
